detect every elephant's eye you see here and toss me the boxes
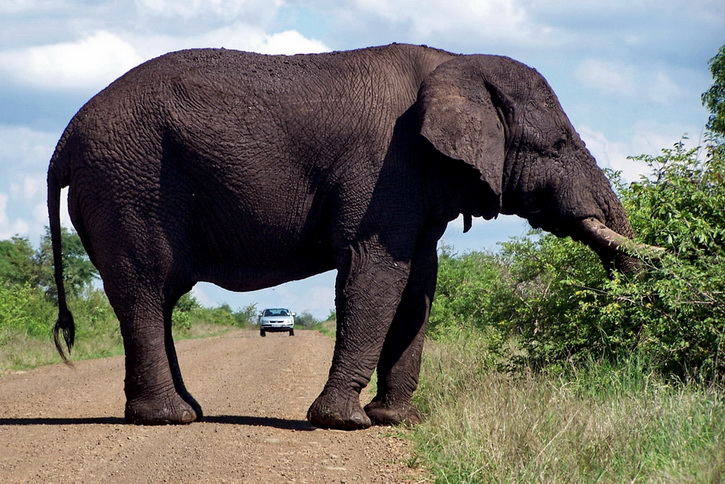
[553,138,567,151]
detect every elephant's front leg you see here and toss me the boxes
[307,242,410,430]
[365,240,437,426]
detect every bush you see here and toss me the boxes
[430,141,724,382]
[598,141,725,381]
[0,282,54,341]
[172,294,257,330]
[172,292,200,330]
[231,303,258,327]
[430,247,515,338]
[294,311,319,328]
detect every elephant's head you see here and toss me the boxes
[417,55,650,272]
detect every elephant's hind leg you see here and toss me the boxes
[104,273,199,425]
[365,236,439,426]
[163,301,204,419]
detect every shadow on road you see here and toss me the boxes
[0,415,317,431]
[204,415,316,431]
[0,417,125,425]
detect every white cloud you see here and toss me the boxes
[575,59,636,96]
[0,0,67,13]
[254,30,329,55]
[0,27,329,92]
[192,284,214,306]
[579,126,647,181]
[0,193,31,239]
[0,31,142,90]
[579,124,701,182]
[0,125,57,170]
[134,0,283,20]
[32,202,47,225]
[649,71,681,105]
[266,281,335,316]
[147,25,329,56]
[338,0,558,47]
[59,187,72,229]
[306,285,335,316]
[0,125,69,240]
[29,188,73,240]
[10,176,43,201]
[575,59,683,105]
[0,126,64,240]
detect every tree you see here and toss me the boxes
[233,303,258,326]
[702,45,725,138]
[35,227,98,298]
[0,236,37,286]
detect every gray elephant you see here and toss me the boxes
[48,43,646,430]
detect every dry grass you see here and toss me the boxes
[410,333,724,483]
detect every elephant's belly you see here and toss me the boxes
[186,181,337,291]
[192,227,337,292]
[200,255,336,292]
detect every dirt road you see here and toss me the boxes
[0,330,422,483]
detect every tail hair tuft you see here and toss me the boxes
[53,310,75,367]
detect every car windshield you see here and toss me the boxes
[263,309,290,316]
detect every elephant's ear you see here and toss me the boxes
[417,60,512,219]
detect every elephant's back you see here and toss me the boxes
[141,44,452,90]
[69,44,453,144]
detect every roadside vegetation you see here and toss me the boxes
[407,46,724,482]
[0,229,260,372]
[412,336,722,482]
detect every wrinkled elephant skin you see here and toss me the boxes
[47,44,639,430]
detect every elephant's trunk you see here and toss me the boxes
[576,217,664,273]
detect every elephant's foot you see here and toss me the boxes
[307,387,371,430]
[178,389,204,420]
[125,392,198,425]
[364,399,422,426]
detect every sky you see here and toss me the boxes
[1,0,723,318]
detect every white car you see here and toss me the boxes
[258,308,295,336]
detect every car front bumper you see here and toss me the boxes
[261,325,294,332]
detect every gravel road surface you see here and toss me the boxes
[0,330,422,483]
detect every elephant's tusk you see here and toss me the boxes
[579,217,666,258]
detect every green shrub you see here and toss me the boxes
[0,282,54,341]
[430,247,514,337]
[598,141,725,381]
[429,141,724,382]
[231,303,258,327]
[294,311,319,327]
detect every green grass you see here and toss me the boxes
[306,318,337,339]
[0,285,244,373]
[410,331,724,483]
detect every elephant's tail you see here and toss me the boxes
[48,143,75,365]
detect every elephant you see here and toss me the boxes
[48,43,650,430]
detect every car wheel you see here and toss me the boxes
[289,329,294,336]
[260,329,266,337]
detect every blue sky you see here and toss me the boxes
[1,0,723,317]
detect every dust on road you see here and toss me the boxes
[0,330,423,483]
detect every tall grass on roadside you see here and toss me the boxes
[411,331,724,483]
